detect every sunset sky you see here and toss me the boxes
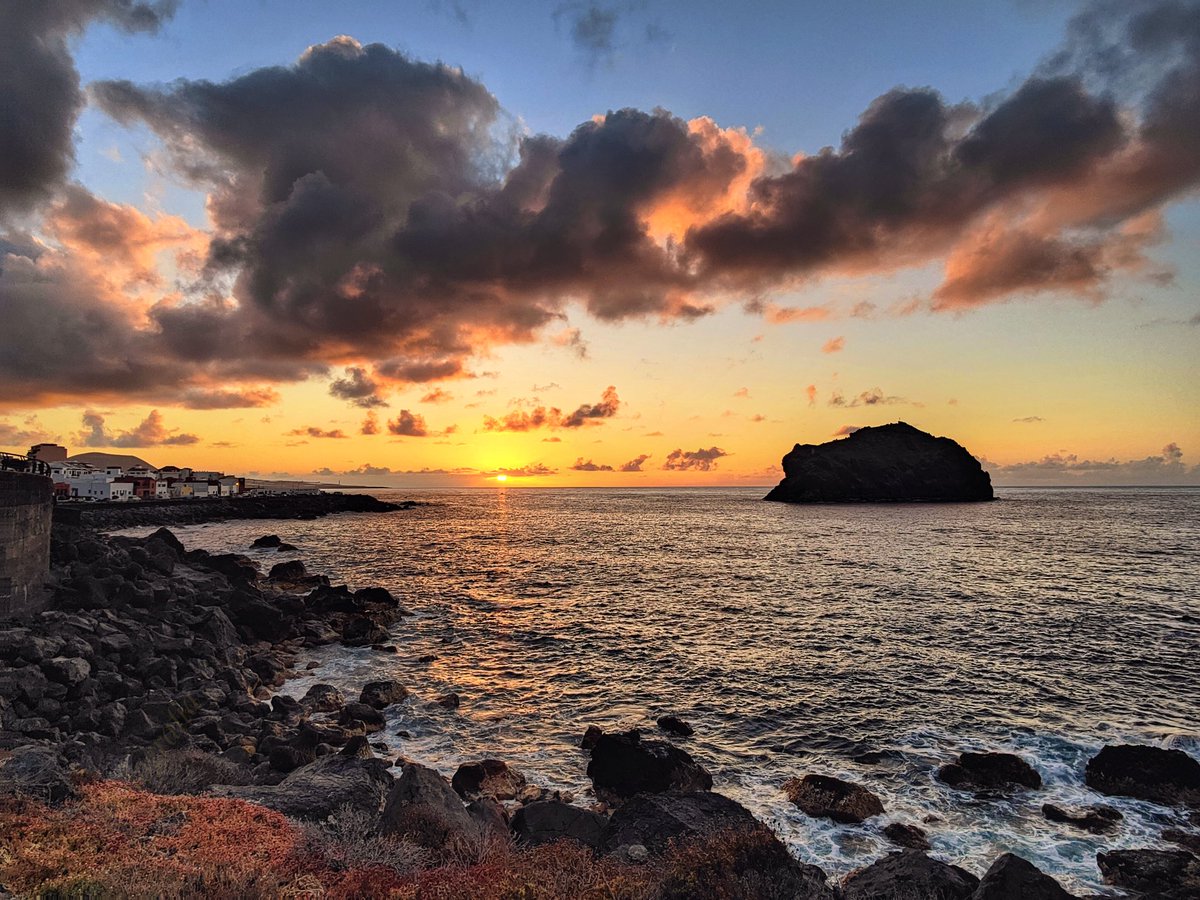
[2,0,1198,486]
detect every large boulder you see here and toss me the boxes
[300,683,345,714]
[380,762,478,850]
[971,854,1075,899]
[882,822,930,851]
[0,746,74,804]
[1096,849,1200,899]
[936,752,1041,793]
[587,730,712,799]
[359,680,408,710]
[602,790,765,855]
[1085,744,1200,807]
[452,759,526,801]
[513,799,607,849]
[784,774,885,823]
[214,748,393,821]
[765,422,993,503]
[842,851,980,900]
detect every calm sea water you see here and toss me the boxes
[123,487,1200,894]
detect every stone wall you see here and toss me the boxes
[0,471,52,618]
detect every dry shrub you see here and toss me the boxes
[392,839,653,900]
[305,803,430,875]
[132,749,251,795]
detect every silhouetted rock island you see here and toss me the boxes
[765,422,994,503]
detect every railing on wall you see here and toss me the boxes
[0,452,51,478]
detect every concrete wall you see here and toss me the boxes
[0,471,53,619]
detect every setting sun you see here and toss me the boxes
[495,474,508,482]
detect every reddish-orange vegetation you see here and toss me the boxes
[0,780,407,898]
[0,779,806,899]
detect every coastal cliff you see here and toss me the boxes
[765,422,993,503]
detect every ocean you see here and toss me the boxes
[118,486,1200,894]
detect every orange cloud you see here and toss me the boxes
[821,336,845,353]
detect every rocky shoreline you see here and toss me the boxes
[1,522,1199,898]
[54,491,412,531]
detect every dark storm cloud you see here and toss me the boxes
[5,3,1200,407]
[662,446,728,471]
[0,1,177,220]
[686,76,1127,295]
[328,367,389,408]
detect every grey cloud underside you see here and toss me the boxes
[2,3,1200,404]
[0,1,176,220]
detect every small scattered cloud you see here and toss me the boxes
[829,388,906,407]
[420,388,454,403]
[733,387,750,399]
[821,336,846,354]
[571,457,614,472]
[76,409,199,448]
[532,382,560,392]
[805,384,818,408]
[1013,415,1045,423]
[663,446,729,471]
[619,453,651,472]
[361,411,380,435]
[288,426,347,439]
[387,410,429,437]
[483,386,620,431]
[833,425,861,436]
[329,367,389,408]
[551,326,589,359]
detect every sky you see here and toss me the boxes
[1,0,1198,487]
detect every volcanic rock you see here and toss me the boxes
[1096,848,1200,898]
[936,751,1041,792]
[513,799,607,849]
[842,850,979,900]
[215,749,393,821]
[765,422,993,503]
[299,683,345,714]
[380,761,477,849]
[1042,802,1122,834]
[0,746,74,804]
[972,853,1076,899]
[586,729,712,799]
[451,759,526,801]
[784,774,885,823]
[656,715,695,737]
[602,790,765,854]
[1085,744,1200,807]
[359,680,408,710]
[882,822,931,850]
